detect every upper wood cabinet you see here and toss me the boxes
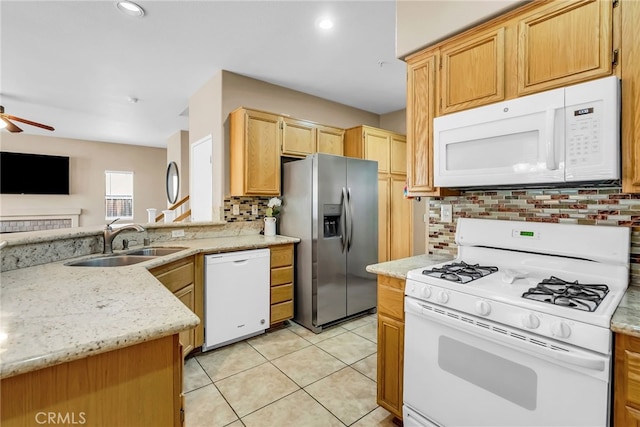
[406,53,456,197]
[281,117,316,157]
[440,27,505,114]
[316,125,345,156]
[344,125,405,174]
[517,0,613,95]
[620,0,640,193]
[231,108,345,194]
[344,125,412,262]
[404,0,632,194]
[230,108,281,196]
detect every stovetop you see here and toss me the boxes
[405,248,629,329]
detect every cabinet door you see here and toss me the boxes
[407,53,437,195]
[378,176,390,263]
[517,0,613,95]
[390,176,412,261]
[377,314,404,419]
[364,129,390,173]
[174,284,196,357]
[440,27,505,114]
[390,134,407,175]
[615,333,640,426]
[621,0,640,194]
[282,117,316,157]
[231,109,281,196]
[317,125,344,156]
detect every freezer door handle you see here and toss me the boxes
[340,187,348,253]
[346,188,354,251]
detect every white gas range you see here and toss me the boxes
[403,218,630,427]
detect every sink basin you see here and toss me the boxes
[126,247,187,256]
[66,255,157,267]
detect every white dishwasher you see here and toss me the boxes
[203,248,270,351]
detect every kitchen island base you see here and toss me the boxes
[1,335,183,427]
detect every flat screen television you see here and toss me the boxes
[0,151,70,195]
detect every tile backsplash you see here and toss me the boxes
[223,196,275,222]
[428,187,640,286]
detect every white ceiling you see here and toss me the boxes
[1,0,410,148]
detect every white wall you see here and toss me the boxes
[188,73,224,220]
[166,130,190,215]
[0,133,167,226]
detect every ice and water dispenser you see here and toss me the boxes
[323,204,341,238]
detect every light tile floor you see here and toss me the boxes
[184,314,398,427]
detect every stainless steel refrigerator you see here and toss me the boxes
[280,153,378,333]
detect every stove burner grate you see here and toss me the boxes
[422,261,498,284]
[522,276,609,312]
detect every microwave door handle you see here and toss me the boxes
[545,108,558,170]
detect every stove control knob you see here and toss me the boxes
[521,313,540,329]
[551,321,571,339]
[475,300,491,316]
[437,291,449,304]
[421,286,432,299]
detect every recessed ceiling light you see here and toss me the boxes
[116,1,145,17]
[317,17,334,30]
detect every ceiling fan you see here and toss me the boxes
[0,105,55,133]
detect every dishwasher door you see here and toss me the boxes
[203,248,270,351]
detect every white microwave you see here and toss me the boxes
[433,76,620,188]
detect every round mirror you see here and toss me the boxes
[166,162,179,204]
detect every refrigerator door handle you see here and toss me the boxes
[347,188,354,251]
[340,187,348,253]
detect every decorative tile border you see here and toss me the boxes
[0,219,72,233]
[223,196,274,222]
[428,187,640,286]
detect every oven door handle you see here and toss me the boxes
[405,298,606,372]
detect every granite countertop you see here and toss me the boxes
[0,234,299,379]
[366,254,454,279]
[611,286,640,338]
[368,254,640,339]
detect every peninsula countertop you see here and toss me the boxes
[0,234,299,379]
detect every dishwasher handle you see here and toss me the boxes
[205,248,270,265]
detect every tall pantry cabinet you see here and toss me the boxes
[344,125,413,262]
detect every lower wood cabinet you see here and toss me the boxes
[151,256,203,357]
[1,335,184,427]
[270,244,295,325]
[615,333,640,426]
[376,275,406,419]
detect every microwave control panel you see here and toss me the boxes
[566,101,602,167]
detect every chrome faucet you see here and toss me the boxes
[103,218,145,254]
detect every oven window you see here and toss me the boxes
[438,336,538,410]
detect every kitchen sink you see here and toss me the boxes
[66,255,158,267]
[125,247,187,256]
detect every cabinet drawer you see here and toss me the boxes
[271,283,293,305]
[271,266,293,286]
[378,284,405,322]
[152,262,194,293]
[271,300,293,324]
[379,275,405,291]
[270,244,293,268]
